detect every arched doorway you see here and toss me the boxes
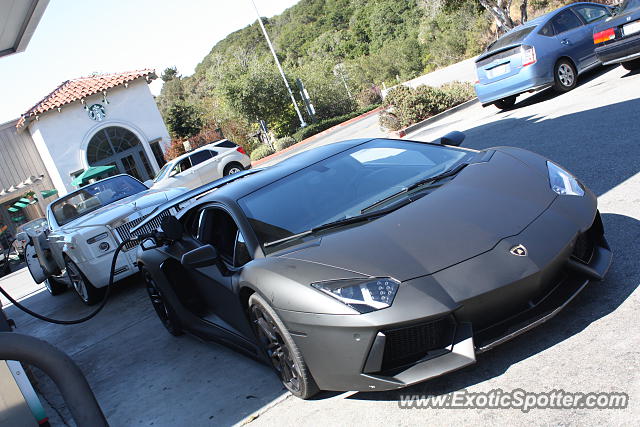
[86,126,154,181]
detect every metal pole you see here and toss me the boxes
[250,0,307,128]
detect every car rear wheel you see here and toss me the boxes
[224,162,244,176]
[553,59,577,92]
[142,268,183,336]
[248,293,319,399]
[494,95,517,110]
[65,258,105,305]
[44,277,67,296]
[621,59,640,71]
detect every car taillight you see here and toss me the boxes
[236,146,246,155]
[521,45,537,67]
[593,28,615,44]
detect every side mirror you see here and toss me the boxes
[440,131,465,147]
[143,179,153,188]
[161,216,183,242]
[181,245,218,268]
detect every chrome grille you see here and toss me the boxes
[114,210,172,251]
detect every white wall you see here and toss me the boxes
[27,79,170,195]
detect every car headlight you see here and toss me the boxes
[311,278,400,314]
[547,161,584,196]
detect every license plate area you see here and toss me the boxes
[486,63,511,79]
[623,20,640,37]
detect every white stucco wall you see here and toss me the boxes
[27,79,170,195]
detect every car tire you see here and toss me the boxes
[494,95,517,110]
[553,59,577,92]
[621,59,640,71]
[248,293,319,399]
[64,258,105,305]
[141,267,183,336]
[44,277,67,296]
[224,163,244,176]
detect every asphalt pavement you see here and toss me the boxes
[1,63,638,426]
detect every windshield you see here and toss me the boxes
[238,139,473,252]
[153,162,172,183]
[51,175,147,226]
[622,0,640,11]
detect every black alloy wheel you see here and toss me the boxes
[142,268,183,336]
[248,293,319,399]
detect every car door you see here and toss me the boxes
[550,8,593,71]
[187,150,219,185]
[168,157,199,189]
[184,206,255,339]
[571,4,612,66]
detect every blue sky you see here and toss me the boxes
[0,0,299,123]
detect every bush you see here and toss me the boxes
[378,111,402,131]
[274,136,297,152]
[250,144,275,161]
[381,82,475,128]
[355,85,382,109]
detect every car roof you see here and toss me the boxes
[169,139,233,164]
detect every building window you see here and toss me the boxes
[149,139,166,167]
[86,126,154,181]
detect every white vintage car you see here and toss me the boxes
[25,175,187,304]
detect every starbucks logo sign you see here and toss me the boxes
[88,104,106,121]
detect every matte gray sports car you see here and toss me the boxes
[134,133,611,399]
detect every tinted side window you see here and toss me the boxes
[551,10,583,33]
[573,5,609,24]
[539,21,556,37]
[234,231,252,267]
[174,158,192,174]
[190,150,213,166]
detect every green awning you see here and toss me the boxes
[71,165,117,186]
[7,207,19,212]
[11,216,25,222]
[13,202,28,208]
[19,197,36,204]
[41,189,58,198]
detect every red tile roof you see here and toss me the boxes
[17,69,157,128]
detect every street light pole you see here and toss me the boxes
[250,0,307,128]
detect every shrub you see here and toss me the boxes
[250,144,275,161]
[274,136,297,152]
[378,111,402,131]
[355,85,382,109]
[381,82,475,128]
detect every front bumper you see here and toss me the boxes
[596,32,640,65]
[277,198,612,392]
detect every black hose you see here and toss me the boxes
[0,240,131,325]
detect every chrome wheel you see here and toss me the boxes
[67,261,88,301]
[250,303,302,393]
[557,63,575,87]
[227,167,242,175]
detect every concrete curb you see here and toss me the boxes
[251,106,384,167]
[388,98,479,139]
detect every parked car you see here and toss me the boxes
[593,0,640,70]
[135,133,611,399]
[149,139,251,191]
[12,218,48,260]
[475,2,613,109]
[24,174,187,304]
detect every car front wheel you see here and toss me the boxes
[65,258,105,305]
[141,267,183,336]
[248,293,319,399]
[224,163,244,176]
[553,59,577,92]
[621,59,640,71]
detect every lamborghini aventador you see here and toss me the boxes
[134,133,611,399]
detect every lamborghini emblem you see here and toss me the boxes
[510,244,528,257]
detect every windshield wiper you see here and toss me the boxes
[264,200,411,249]
[360,162,469,215]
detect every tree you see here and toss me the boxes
[165,102,203,140]
[478,0,516,32]
[161,67,179,82]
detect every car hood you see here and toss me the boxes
[278,150,556,282]
[62,187,187,230]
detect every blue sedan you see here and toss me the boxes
[475,2,613,110]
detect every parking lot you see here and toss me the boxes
[2,63,639,426]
